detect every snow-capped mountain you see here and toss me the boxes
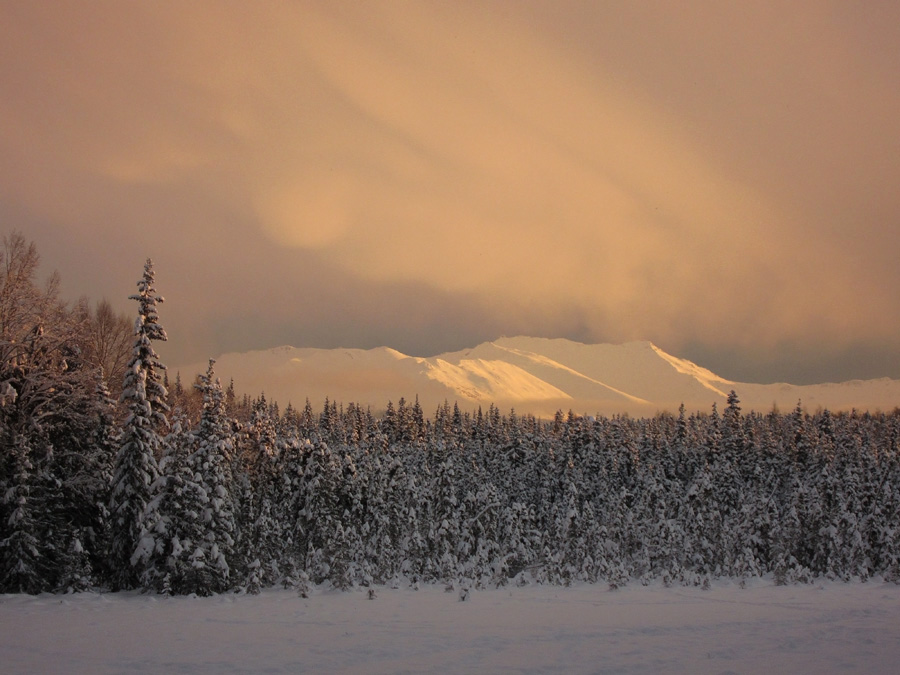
[178,337,900,417]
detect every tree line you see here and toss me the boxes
[2,233,899,595]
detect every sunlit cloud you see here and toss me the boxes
[1,0,898,383]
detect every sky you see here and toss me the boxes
[1,1,899,385]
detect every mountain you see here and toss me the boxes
[177,337,900,417]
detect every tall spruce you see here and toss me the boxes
[109,259,168,590]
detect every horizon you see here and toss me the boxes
[173,335,900,420]
[177,334,867,387]
[4,2,900,387]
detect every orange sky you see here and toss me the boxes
[2,1,899,384]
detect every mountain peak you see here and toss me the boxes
[178,337,900,417]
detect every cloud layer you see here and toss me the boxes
[2,1,899,384]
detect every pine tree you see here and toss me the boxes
[109,259,168,590]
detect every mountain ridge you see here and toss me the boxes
[176,337,900,417]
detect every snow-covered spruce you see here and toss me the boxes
[109,259,168,591]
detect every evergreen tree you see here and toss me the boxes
[241,395,282,588]
[134,409,201,594]
[109,259,168,590]
[45,366,119,592]
[1,430,46,593]
[189,359,238,594]
[0,234,85,592]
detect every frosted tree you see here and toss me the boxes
[0,234,92,593]
[109,259,168,590]
[133,409,200,594]
[426,448,462,584]
[0,431,46,593]
[366,448,415,585]
[458,479,503,587]
[301,439,343,584]
[496,501,540,585]
[240,395,283,589]
[84,373,119,564]
[189,359,238,595]
[46,366,120,592]
[271,431,310,587]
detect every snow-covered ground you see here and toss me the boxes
[2,579,899,674]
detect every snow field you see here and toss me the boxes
[2,579,899,674]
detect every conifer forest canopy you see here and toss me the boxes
[2,233,900,596]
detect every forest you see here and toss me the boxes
[2,232,899,596]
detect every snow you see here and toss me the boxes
[649,342,732,397]
[455,341,650,405]
[1,581,899,673]
[423,357,571,403]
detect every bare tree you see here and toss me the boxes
[79,298,132,399]
[0,232,60,343]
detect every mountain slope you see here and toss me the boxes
[176,338,900,417]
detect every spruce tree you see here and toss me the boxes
[0,431,45,593]
[134,409,200,594]
[109,259,168,590]
[190,360,238,594]
[240,395,282,589]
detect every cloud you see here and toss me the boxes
[232,1,880,354]
[1,1,899,384]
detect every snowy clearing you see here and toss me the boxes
[2,579,899,674]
